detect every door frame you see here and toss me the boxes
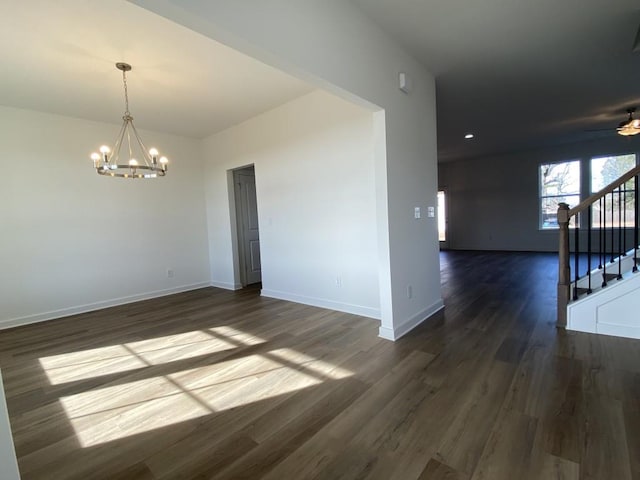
[230,164,261,288]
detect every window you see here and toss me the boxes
[591,154,636,192]
[539,160,581,229]
[591,154,637,227]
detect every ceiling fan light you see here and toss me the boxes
[617,125,640,136]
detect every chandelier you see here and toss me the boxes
[91,63,168,178]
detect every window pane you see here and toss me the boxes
[541,195,580,229]
[591,191,636,228]
[539,160,581,229]
[591,154,636,192]
[540,161,580,197]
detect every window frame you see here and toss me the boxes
[538,159,581,230]
[589,153,638,229]
[590,153,637,194]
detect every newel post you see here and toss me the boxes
[557,203,570,328]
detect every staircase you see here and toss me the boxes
[557,164,640,339]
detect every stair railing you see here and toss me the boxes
[557,163,640,327]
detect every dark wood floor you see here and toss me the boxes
[0,251,638,479]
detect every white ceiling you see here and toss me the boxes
[352,0,640,161]
[2,1,639,161]
[0,0,313,138]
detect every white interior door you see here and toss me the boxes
[234,167,262,286]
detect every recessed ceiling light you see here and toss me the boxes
[464,133,474,139]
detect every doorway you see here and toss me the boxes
[437,189,448,249]
[233,166,262,286]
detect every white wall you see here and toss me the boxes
[0,106,210,328]
[133,0,443,340]
[204,91,380,318]
[439,136,640,251]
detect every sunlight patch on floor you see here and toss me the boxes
[39,344,147,385]
[60,376,211,447]
[268,348,353,379]
[39,329,266,385]
[208,326,266,346]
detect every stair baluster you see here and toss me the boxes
[598,197,604,269]
[618,187,623,280]
[610,189,615,263]
[587,206,592,293]
[603,193,610,287]
[623,187,627,255]
[635,173,639,273]
[573,216,580,301]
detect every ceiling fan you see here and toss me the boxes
[586,108,640,137]
[617,108,640,136]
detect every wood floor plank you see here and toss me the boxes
[580,394,633,480]
[258,350,437,480]
[470,409,538,480]
[418,458,469,480]
[108,462,157,480]
[620,371,640,480]
[532,453,580,480]
[435,359,516,475]
[623,405,640,480]
[149,432,258,480]
[536,355,584,464]
[212,378,370,479]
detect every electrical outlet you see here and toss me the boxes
[336,276,342,287]
[407,285,413,298]
[167,268,174,278]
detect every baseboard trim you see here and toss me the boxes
[378,299,444,341]
[0,282,210,331]
[210,281,243,290]
[260,289,380,319]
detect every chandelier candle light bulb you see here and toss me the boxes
[90,63,169,178]
[91,152,100,168]
[149,148,159,166]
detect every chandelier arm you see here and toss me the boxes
[129,121,153,166]
[109,119,128,166]
[126,125,134,163]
